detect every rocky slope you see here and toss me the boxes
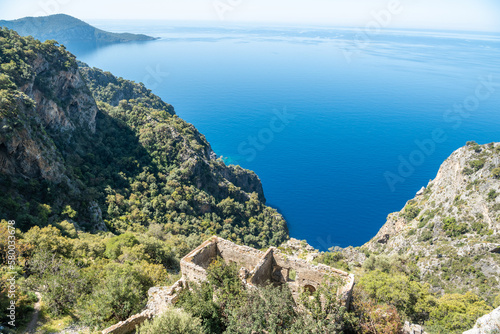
[0,35,96,183]
[0,28,288,247]
[363,142,500,300]
[464,306,500,334]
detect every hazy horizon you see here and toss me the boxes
[1,0,499,33]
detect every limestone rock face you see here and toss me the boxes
[463,306,500,334]
[0,52,97,183]
[27,54,98,134]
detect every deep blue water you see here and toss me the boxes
[77,21,500,250]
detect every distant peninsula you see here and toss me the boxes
[0,14,157,50]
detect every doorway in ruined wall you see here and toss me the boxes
[303,284,316,294]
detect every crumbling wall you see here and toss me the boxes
[101,310,152,334]
[101,236,355,334]
[271,249,354,305]
[216,237,264,271]
[181,237,219,282]
[250,248,275,286]
[184,237,219,268]
[147,279,184,315]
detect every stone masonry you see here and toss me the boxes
[102,236,355,334]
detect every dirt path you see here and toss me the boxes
[25,292,42,334]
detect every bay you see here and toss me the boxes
[77,21,500,250]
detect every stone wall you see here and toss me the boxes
[183,238,355,307]
[250,248,275,286]
[216,237,264,272]
[146,279,184,315]
[101,236,355,334]
[180,237,218,282]
[101,310,152,334]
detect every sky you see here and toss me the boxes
[0,0,499,32]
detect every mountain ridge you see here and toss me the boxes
[0,14,157,52]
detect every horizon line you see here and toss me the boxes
[2,13,500,35]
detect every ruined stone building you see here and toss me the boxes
[103,237,355,334]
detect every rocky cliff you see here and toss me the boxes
[363,142,500,300]
[0,28,288,247]
[0,32,96,183]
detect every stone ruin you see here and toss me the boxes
[102,236,355,334]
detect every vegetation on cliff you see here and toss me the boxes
[363,141,500,300]
[312,141,500,333]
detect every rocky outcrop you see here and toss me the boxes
[217,164,266,201]
[280,237,321,262]
[0,111,67,182]
[363,142,500,298]
[0,47,97,183]
[402,321,428,334]
[463,306,500,334]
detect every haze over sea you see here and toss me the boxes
[77,21,500,250]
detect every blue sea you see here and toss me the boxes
[77,21,500,250]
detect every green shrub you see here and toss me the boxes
[358,270,434,323]
[350,288,403,334]
[425,292,492,334]
[404,205,421,221]
[492,168,500,179]
[137,308,203,334]
[177,282,224,333]
[487,189,499,202]
[316,251,349,271]
[494,294,500,308]
[471,221,487,234]
[61,205,78,218]
[463,168,474,175]
[226,285,297,334]
[77,263,150,328]
[466,141,482,152]
[26,252,86,316]
[104,233,139,259]
[442,217,468,237]
[469,159,485,171]
[418,230,433,242]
